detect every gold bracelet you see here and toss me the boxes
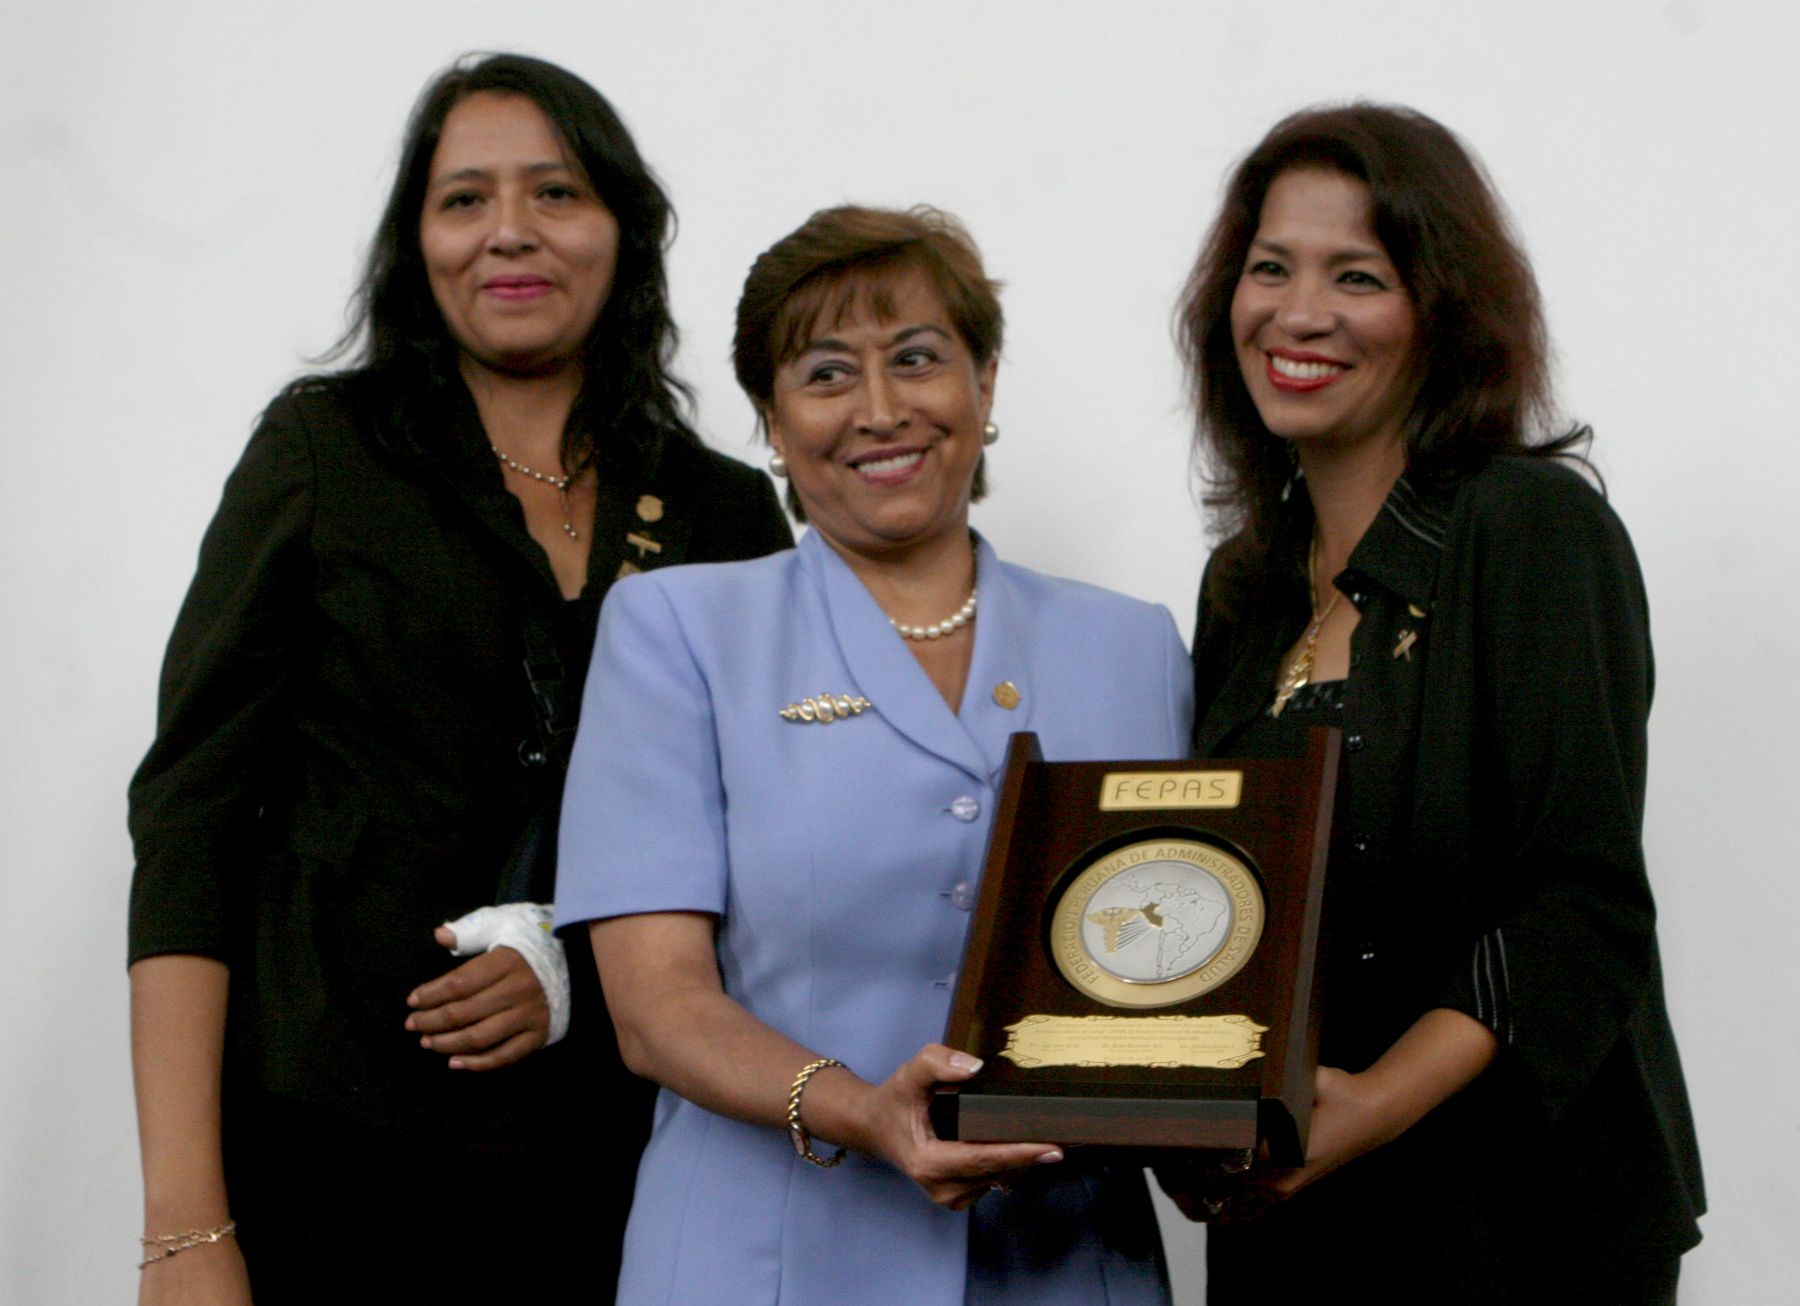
[786,1057,849,1169]
[138,1220,237,1269]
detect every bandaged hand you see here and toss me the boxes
[404,904,570,1069]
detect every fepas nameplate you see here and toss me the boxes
[1099,770,1243,810]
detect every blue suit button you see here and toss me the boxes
[949,796,981,822]
[951,882,977,911]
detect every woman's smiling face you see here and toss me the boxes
[419,91,620,380]
[767,268,995,563]
[1230,167,1417,458]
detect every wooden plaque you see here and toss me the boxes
[930,729,1339,1164]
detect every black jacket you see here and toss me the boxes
[1195,457,1703,1293]
[128,376,792,1141]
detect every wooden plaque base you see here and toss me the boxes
[931,729,1338,1164]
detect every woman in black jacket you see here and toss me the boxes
[1173,104,1703,1303]
[126,54,789,1304]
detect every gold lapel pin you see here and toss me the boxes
[992,681,1021,710]
[636,495,665,523]
[1394,629,1419,661]
[780,694,872,724]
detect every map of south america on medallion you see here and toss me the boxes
[1081,865,1232,983]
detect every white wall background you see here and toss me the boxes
[3,2,1795,1300]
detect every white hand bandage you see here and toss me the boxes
[440,902,570,1045]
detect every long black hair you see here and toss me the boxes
[327,52,696,473]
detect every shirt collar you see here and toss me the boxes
[797,528,1024,784]
[1338,473,1455,612]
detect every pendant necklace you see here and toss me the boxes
[1270,535,1341,717]
[492,444,582,541]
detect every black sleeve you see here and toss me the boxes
[689,452,794,565]
[1188,550,1231,737]
[1189,551,1245,752]
[127,391,315,965]
[1434,466,1659,1123]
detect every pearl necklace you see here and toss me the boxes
[890,584,978,641]
[492,444,580,540]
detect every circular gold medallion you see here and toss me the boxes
[1049,837,1264,1008]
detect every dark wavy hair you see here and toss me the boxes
[1179,102,1588,609]
[327,52,696,472]
[733,205,1003,519]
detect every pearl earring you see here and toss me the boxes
[982,421,1000,447]
[769,451,788,478]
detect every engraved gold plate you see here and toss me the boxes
[1099,771,1243,811]
[998,1013,1268,1069]
[1049,838,1264,1008]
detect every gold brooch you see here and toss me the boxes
[780,694,872,724]
[1393,629,1419,661]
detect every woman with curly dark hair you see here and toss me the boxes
[126,53,789,1304]
[1173,104,1704,1303]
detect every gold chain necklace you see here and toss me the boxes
[492,444,582,541]
[1270,536,1341,717]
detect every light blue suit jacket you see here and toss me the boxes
[556,530,1192,1306]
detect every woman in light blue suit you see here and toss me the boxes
[555,206,1192,1305]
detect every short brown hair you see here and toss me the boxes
[733,205,1003,516]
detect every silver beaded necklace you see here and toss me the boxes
[491,444,581,541]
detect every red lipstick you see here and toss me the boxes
[1263,349,1347,394]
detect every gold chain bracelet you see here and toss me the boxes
[138,1220,237,1268]
[786,1057,849,1169]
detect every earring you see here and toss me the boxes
[982,421,1000,447]
[768,451,788,478]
